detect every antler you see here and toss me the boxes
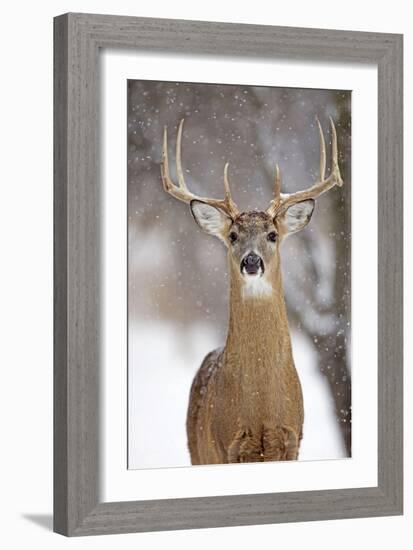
[161,119,240,219]
[266,116,344,217]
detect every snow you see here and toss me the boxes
[128,321,346,470]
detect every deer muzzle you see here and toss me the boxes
[240,252,264,276]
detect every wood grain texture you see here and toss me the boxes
[377,33,403,508]
[53,14,69,535]
[53,13,403,536]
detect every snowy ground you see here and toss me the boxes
[128,321,347,470]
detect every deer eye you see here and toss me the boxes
[229,231,238,244]
[267,231,277,242]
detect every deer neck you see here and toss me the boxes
[224,261,293,372]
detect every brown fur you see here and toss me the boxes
[186,211,304,465]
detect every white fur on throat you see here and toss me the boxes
[241,274,273,300]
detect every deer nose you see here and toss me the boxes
[246,253,260,266]
[241,252,264,275]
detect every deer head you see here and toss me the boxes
[161,118,343,297]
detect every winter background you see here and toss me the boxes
[127,80,351,470]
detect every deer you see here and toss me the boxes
[160,117,343,465]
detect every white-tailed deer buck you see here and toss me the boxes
[161,118,343,464]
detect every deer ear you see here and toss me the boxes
[279,199,315,235]
[190,200,232,241]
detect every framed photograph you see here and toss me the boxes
[54,13,403,536]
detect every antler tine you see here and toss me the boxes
[316,116,326,181]
[175,118,187,190]
[223,163,239,217]
[329,115,343,187]
[274,163,281,201]
[160,119,240,218]
[162,124,189,199]
[270,117,344,214]
[266,163,282,217]
[161,119,199,203]
[224,162,231,198]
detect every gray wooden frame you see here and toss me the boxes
[54,12,403,536]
